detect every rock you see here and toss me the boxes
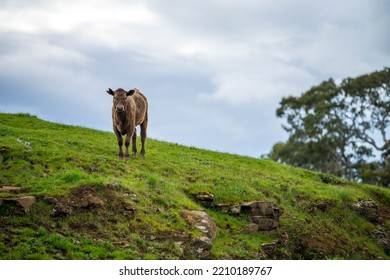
[314,200,335,212]
[52,201,73,216]
[241,201,284,231]
[0,186,23,193]
[241,201,283,216]
[261,231,290,259]
[251,216,280,230]
[70,185,105,209]
[155,207,166,213]
[279,230,289,246]
[308,199,335,215]
[261,240,288,259]
[112,240,130,247]
[15,196,36,212]
[261,241,278,254]
[0,146,11,162]
[214,204,240,214]
[123,192,140,202]
[352,200,380,223]
[182,210,217,239]
[0,196,36,213]
[191,236,213,259]
[214,203,230,213]
[371,225,390,253]
[229,205,241,215]
[193,193,214,207]
[195,193,214,201]
[123,204,137,217]
[81,194,104,208]
[182,210,217,259]
[243,223,259,234]
[212,200,283,231]
[0,146,11,153]
[43,196,59,204]
[16,138,32,149]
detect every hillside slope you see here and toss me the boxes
[0,113,389,259]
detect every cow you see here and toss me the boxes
[106,88,148,159]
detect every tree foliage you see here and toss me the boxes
[268,68,390,187]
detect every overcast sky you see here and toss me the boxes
[1,0,389,157]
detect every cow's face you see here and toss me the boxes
[106,88,135,113]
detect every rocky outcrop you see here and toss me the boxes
[212,200,284,231]
[352,200,380,223]
[351,200,390,253]
[371,225,390,253]
[191,192,284,232]
[214,203,241,214]
[0,196,36,213]
[182,210,217,258]
[0,185,36,213]
[241,201,284,231]
[191,236,213,259]
[182,210,217,239]
[192,193,214,207]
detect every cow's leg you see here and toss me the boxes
[140,114,148,158]
[132,128,137,155]
[114,128,124,159]
[124,126,135,159]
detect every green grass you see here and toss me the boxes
[0,112,389,259]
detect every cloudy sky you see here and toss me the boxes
[1,0,389,157]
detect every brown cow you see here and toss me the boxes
[106,88,148,159]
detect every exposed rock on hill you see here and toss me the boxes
[191,192,284,231]
[241,201,284,231]
[182,210,217,258]
[352,200,380,223]
[0,196,36,213]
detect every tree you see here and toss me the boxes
[268,68,390,187]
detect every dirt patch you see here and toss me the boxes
[69,185,105,208]
[45,185,137,218]
[379,205,390,221]
[294,227,349,259]
[42,184,140,245]
[46,185,104,217]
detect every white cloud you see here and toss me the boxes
[0,0,158,34]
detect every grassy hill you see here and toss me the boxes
[0,113,389,259]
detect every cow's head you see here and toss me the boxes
[106,88,135,113]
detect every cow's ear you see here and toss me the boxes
[106,88,114,95]
[127,89,135,96]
